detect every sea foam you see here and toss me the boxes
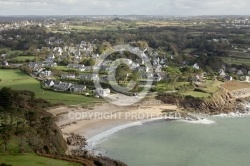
[179,118,215,125]
[86,121,143,148]
[214,103,250,118]
[86,117,172,150]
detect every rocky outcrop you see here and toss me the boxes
[156,88,247,115]
[66,133,86,147]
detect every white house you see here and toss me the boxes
[219,69,226,77]
[193,63,200,70]
[1,54,6,58]
[43,80,55,87]
[96,88,110,97]
[2,61,8,66]
[70,85,87,93]
[53,82,73,92]
[40,70,52,77]
[61,74,76,79]
[246,76,250,82]
[237,70,244,76]
[224,76,233,81]
[44,70,52,77]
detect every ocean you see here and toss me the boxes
[91,111,250,166]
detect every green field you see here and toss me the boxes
[155,82,190,92]
[0,154,81,166]
[182,80,221,98]
[0,69,102,105]
[182,91,211,98]
[6,50,23,56]
[69,25,103,31]
[13,56,35,61]
[54,65,68,70]
[222,57,250,65]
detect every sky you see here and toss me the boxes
[0,0,250,16]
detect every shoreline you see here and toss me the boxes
[47,102,180,145]
[47,102,216,152]
[47,101,250,154]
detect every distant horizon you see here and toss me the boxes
[0,0,250,16]
[0,14,249,17]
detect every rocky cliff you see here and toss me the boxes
[157,88,250,115]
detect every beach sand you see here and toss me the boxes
[47,103,179,140]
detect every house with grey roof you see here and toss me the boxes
[237,70,244,76]
[44,62,57,68]
[61,74,76,80]
[95,88,110,97]
[224,76,233,81]
[70,85,87,93]
[43,80,55,88]
[39,70,53,78]
[2,60,8,66]
[219,69,226,76]
[53,82,73,92]
[193,63,200,70]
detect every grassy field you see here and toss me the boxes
[0,47,11,52]
[54,65,68,70]
[222,57,250,65]
[0,69,102,105]
[6,50,23,56]
[182,80,222,98]
[69,25,103,31]
[13,56,35,61]
[155,82,190,92]
[0,154,81,166]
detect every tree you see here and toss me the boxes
[163,67,182,86]
[115,64,131,85]
[86,59,95,66]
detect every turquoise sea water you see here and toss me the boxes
[95,117,250,166]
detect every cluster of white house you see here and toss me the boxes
[219,67,250,82]
[43,79,110,97]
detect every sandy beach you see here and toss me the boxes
[47,102,179,140]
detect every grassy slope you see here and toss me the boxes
[222,57,250,65]
[182,80,222,98]
[13,56,35,61]
[0,69,102,105]
[0,154,81,166]
[0,136,80,166]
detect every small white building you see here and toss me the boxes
[244,76,250,82]
[43,70,52,77]
[96,88,110,97]
[237,70,244,76]
[43,80,55,87]
[219,69,226,77]
[2,61,8,66]
[193,63,200,70]
[224,76,233,81]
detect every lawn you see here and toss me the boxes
[0,47,11,53]
[155,82,190,92]
[54,65,68,71]
[181,80,222,98]
[6,50,23,56]
[222,57,250,65]
[13,56,35,61]
[0,153,81,166]
[0,69,102,105]
[69,25,103,31]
